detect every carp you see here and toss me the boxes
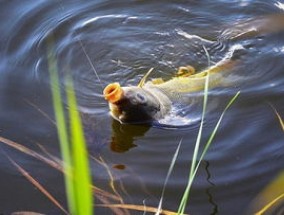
[103,54,237,124]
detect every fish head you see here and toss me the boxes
[103,82,162,124]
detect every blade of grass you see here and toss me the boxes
[202,45,211,67]
[251,171,284,215]
[0,136,62,171]
[23,98,56,125]
[269,104,284,131]
[142,199,147,215]
[177,70,240,215]
[36,143,63,165]
[177,73,209,214]
[0,135,120,202]
[156,139,182,215]
[190,72,209,176]
[98,203,186,215]
[95,156,123,202]
[66,74,94,215]
[47,36,75,214]
[48,34,94,214]
[179,91,240,215]
[91,155,129,215]
[255,193,284,215]
[6,155,68,214]
[197,91,240,165]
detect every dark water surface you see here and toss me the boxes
[1,0,284,214]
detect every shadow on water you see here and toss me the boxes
[204,161,219,215]
[110,119,150,153]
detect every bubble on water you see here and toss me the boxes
[156,105,201,128]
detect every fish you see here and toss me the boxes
[103,53,237,124]
[103,13,284,125]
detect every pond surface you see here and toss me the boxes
[1,0,284,214]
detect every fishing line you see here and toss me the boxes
[77,38,104,91]
[57,0,104,91]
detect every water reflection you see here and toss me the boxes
[110,119,150,153]
[205,161,219,215]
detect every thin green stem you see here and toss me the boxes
[47,36,75,214]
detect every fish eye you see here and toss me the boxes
[136,93,146,103]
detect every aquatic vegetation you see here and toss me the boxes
[156,139,183,215]
[7,156,68,214]
[249,172,284,214]
[177,74,240,214]
[97,203,180,215]
[270,104,284,132]
[0,134,137,214]
[47,37,93,215]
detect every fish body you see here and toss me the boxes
[145,58,236,99]
[104,56,236,124]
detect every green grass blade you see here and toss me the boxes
[190,72,209,176]
[177,73,210,214]
[202,45,211,67]
[197,91,240,165]
[47,37,75,214]
[177,73,240,214]
[269,104,284,132]
[66,75,94,215]
[48,36,94,214]
[156,139,182,215]
[181,91,241,212]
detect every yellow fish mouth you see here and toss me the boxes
[103,82,123,103]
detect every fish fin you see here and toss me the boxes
[138,68,154,87]
[151,78,165,85]
[190,70,209,78]
[177,65,196,77]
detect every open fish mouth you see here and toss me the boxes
[103,82,123,103]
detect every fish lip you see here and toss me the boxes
[110,111,123,124]
[109,102,154,124]
[103,82,124,103]
[108,103,122,121]
[108,103,133,124]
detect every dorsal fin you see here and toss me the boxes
[137,68,154,87]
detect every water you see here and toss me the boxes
[1,0,284,214]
